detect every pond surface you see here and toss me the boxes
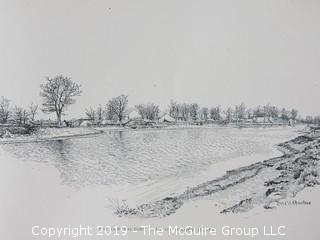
[0,126,314,240]
[1,127,299,193]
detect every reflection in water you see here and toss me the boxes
[49,140,79,186]
[53,140,69,162]
[1,128,296,189]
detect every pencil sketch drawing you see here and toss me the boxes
[1,1,320,239]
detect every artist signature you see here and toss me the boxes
[277,200,311,206]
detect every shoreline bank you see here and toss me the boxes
[117,130,320,218]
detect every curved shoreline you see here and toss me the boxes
[0,129,105,144]
[115,131,320,218]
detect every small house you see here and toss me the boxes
[159,114,175,123]
[128,111,142,120]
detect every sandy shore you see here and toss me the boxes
[118,130,320,218]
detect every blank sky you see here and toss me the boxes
[0,0,319,118]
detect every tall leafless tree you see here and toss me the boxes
[280,108,290,122]
[234,103,246,122]
[225,107,234,122]
[201,107,209,121]
[96,105,104,125]
[169,100,180,120]
[13,106,23,125]
[13,106,30,125]
[29,103,38,122]
[135,103,159,120]
[85,107,96,121]
[210,106,221,120]
[180,103,190,121]
[0,96,10,124]
[40,75,82,126]
[189,103,199,121]
[269,105,279,119]
[291,109,298,121]
[85,105,105,125]
[106,94,128,125]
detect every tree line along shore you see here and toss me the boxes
[1,75,320,137]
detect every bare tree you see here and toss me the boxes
[189,103,199,121]
[225,108,234,122]
[269,105,279,119]
[201,107,209,121]
[105,103,116,121]
[210,106,221,120]
[180,103,190,121]
[40,75,82,126]
[29,103,38,122]
[135,103,159,120]
[253,105,264,118]
[280,108,290,122]
[169,100,180,120]
[106,94,128,124]
[22,109,29,124]
[13,106,23,125]
[291,109,298,121]
[0,96,10,123]
[86,105,105,125]
[262,104,278,121]
[263,104,271,121]
[245,108,254,119]
[234,103,246,122]
[96,105,105,125]
[13,106,30,125]
[85,107,96,121]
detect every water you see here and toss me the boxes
[1,127,298,198]
[0,126,303,240]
